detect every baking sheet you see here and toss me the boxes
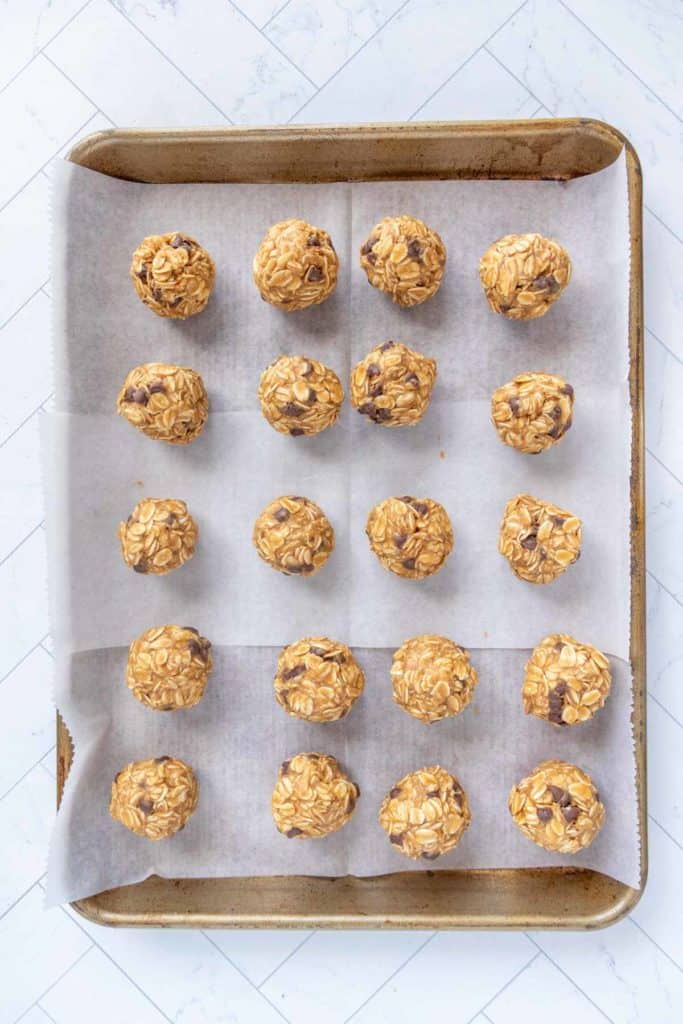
[46,153,638,904]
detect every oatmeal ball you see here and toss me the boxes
[110,756,198,839]
[117,362,208,445]
[126,625,212,711]
[523,634,611,726]
[360,215,446,307]
[272,752,359,839]
[274,636,364,722]
[479,233,571,320]
[253,219,338,311]
[130,232,215,319]
[258,355,344,437]
[366,496,453,579]
[509,759,605,854]
[351,340,437,427]
[379,766,470,860]
[491,372,574,453]
[253,495,334,576]
[391,635,478,723]
[119,497,198,576]
[499,493,581,585]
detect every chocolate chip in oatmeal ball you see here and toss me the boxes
[137,265,149,282]
[170,235,193,253]
[281,760,291,775]
[421,850,440,860]
[286,827,304,838]
[155,756,171,764]
[521,533,537,550]
[394,533,408,549]
[361,237,378,256]
[307,235,321,247]
[407,240,423,260]
[290,427,305,436]
[405,372,419,386]
[390,833,404,845]
[390,787,402,799]
[532,274,560,293]
[273,506,290,523]
[138,799,154,815]
[282,664,306,681]
[133,561,148,574]
[366,362,381,378]
[307,265,323,283]
[410,501,428,516]
[537,806,553,822]
[402,557,417,571]
[563,805,580,822]
[380,340,396,352]
[508,396,520,415]
[148,380,166,395]
[301,360,313,377]
[548,785,571,806]
[561,383,574,398]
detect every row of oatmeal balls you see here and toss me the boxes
[110,629,610,858]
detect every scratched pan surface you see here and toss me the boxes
[57,120,645,928]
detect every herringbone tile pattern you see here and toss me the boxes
[1,2,681,1020]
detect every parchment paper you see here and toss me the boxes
[46,153,638,905]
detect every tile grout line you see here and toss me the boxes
[0,280,51,333]
[0,0,95,97]
[286,0,413,123]
[201,932,292,1023]
[558,0,683,125]
[645,203,683,246]
[647,570,683,614]
[54,904,176,1024]
[256,930,316,989]
[525,935,616,1022]
[14,946,94,1023]
[106,0,235,124]
[0,399,49,448]
[344,932,437,1022]
[484,33,545,104]
[231,1,319,89]
[35,1006,58,1024]
[646,325,683,369]
[261,0,293,31]
[628,918,683,975]
[0,746,54,803]
[0,634,50,687]
[463,949,542,1024]
[40,639,55,659]
[649,813,683,853]
[0,879,46,924]
[648,691,683,730]
[42,51,117,123]
[646,447,683,489]
[0,521,45,570]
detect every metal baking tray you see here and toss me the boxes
[57,119,645,929]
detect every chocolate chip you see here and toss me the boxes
[133,561,148,574]
[126,515,133,526]
[402,557,416,570]
[426,789,440,798]
[301,361,313,377]
[169,296,182,308]
[563,805,580,822]
[369,381,383,397]
[155,756,171,764]
[537,806,553,822]
[131,387,148,404]
[394,533,408,549]
[561,383,574,398]
[358,401,376,417]
[361,236,378,256]
[390,787,401,799]
[374,407,391,422]
[273,506,290,523]
[405,372,419,386]
[551,516,566,527]
[170,234,193,253]
[509,396,520,415]
[280,760,291,775]
[307,265,323,282]
[553,641,565,652]
[138,799,154,815]
[137,265,148,282]
[355,783,361,799]
[346,791,357,813]
[286,827,304,838]
[390,833,404,845]
[366,253,377,265]
[410,501,428,516]
[309,645,327,658]
[548,422,565,440]
[521,533,537,550]
[532,274,560,292]
[182,626,199,635]
[548,785,571,806]
[421,851,440,860]
[550,404,562,421]
[188,638,209,662]
[379,340,396,352]
[282,664,306,681]
[407,240,423,260]
[290,427,305,436]
[307,235,321,247]
[153,288,163,302]
[400,495,415,504]
[282,402,304,417]
[366,363,381,378]
[123,387,136,402]
[306,388,317,404]
[148,381,165,395]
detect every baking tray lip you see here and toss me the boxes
[59,117,646,929]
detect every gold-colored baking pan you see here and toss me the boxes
[58,119,645,929]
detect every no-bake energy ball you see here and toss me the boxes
[479,233,571,320]
[359,215,446,307]
[523,634,612,726]
[110,756,198,839]
[130,232,215,319]
[274,636,364,722]
[366,496,453,579]
[499,493,581,585]
[379,766,471,860]
[258,355,344,437]
[350,340,437,427]
[491,372,574,453]
[117,362,209,445]
[253,219,338,311]
[253,495,334,576]
[119,497,198,576]
[272,752,359,839]
[391,635,478,723]
[126,625,212,711]
[509,759,605,854]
